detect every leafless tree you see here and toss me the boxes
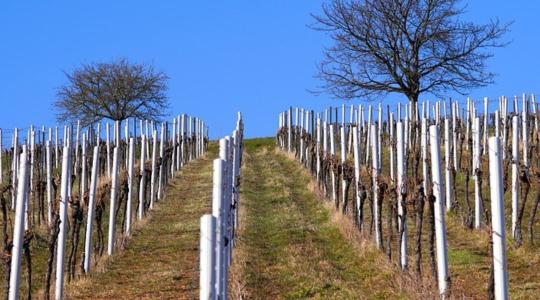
[54,58,169,125]
[312,0,511,113]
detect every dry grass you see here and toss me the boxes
[61,143,217,299]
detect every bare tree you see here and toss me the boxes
[312,0,511,112]
[55,58,169,125]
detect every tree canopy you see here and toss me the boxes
[312,0,511,104]
[55,58,169,125]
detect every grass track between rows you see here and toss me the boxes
[230,138,408,299]
[64,144,216,299]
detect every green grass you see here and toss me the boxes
[231,138,408,299]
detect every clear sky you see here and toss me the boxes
[0,1,538,139]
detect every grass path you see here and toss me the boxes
[231,138,409,299]
[64,145,215,299]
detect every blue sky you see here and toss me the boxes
[0,1,538,139]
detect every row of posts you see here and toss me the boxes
[5,114,208,300]
[276,96,536,299]
[200,112,244,300]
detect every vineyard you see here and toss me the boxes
[3,97,540,299]
[276,98,540,298]
[5,0,540,298]
[0,116,208,299]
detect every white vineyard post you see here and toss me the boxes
[532,94,538,139]
[300,108,305,162]
[502,97,508,160]
[444,118,453,211]
[200,214,217,300]
[404,104,409,151]
[84,145,100,273]
[396,122,407,268]
[389,112,395,182]
[305,110,310,166]
[358,105,363,165]
[8,146,28,300]
[434,102,439,125]
[107,146,119,255]
[219,138,231,285]
[352,128,361,224]
[495,111,500,137]
[138,134,147,220]
[473,117,482,228]
[171,118,176,177]
[46,141,53,225]
[348,105,354,154]
[371,124,381,249]
[75,121,80,172]
[146,120,151,162]
[231,130,239,239]
[157,123,165,201]
[323,119,328,155]
[466,98,470,150]
[12,128,19,208]
[80,133,87,209]
[126,137,135,235]
[29,128,35,203]
[421,117,429,195]
[429,125,449,296]
[114,120,120,148]
[278,112,285,149]
[340,125,347,206]
[488,136,509,300]
[55,145,71,300]
[212,158,225,299]
[483,97,489,155]
[288,107,292,152]
[316,116,321,180]
[96,123,101,146]
[55,126,59,169]
[452,102,458,171]
[365,106,372,164]
[511,116,519,239]
[196,119,201,158]
[378,103,382,166]
[182,117,186,164]
[176,116,181,171]
[329,124,337,203]
[188,116,193,161]
[522,94,529,168]
[150,130,158,209]
[106,123,111,178]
